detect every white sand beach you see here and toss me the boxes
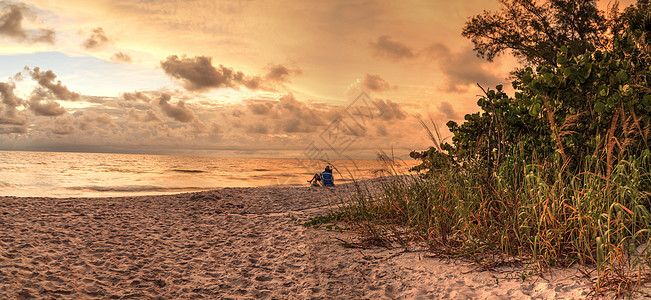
[0,180,597,299]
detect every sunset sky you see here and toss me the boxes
[0,0,634,159]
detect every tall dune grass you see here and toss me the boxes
[339,148,651,296]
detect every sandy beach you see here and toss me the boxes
[0,180,597,299]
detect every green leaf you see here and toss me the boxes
[594,102,606,113]
[584,63,592,78]
[643,95,651,107]
[557,53,567,65]
[616,70,629,83]
[529,103,541,116]
[599,86,609,97]
[560,45,568,54]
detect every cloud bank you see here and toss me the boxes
[161,55,263,91]
[160,55,300,92]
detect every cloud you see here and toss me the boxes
[0,81,23,110]
[425,43,503,93]
[82,27,111,50]
[246,122,268,134]
[127,108,161,123]
[362,74,394,92]
[122,91,151,102]
[265,64,301,83]
[29,98,66,116]
[240,93,329,134]
[0,125,26,134]
[247,101,273,115]
[0,3,55,44]
[50,115,75,135]
[161,55,264,91]
[158,93,195,123]
[76,112,114,131]
[0,82,29,134]
[373,99,407,121]
[437,101,459,120]
[29,67,80,100]
[369,35,415,61]
[110,52,132,63]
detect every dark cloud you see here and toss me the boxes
[110,52,132,63]
[29,67,80,101]
[0,3,55,44]
[247,101,273,115]
[0,82,28,133]
[0,82,23,109]
[425,43,503,93]
[158,93,195,123]
[82,27,111,50]
[265,64,301,82]
[122,91,151,102]
[161,55,263,91]
[438,101,459,120]
[362,74,394,92]
[369,35,415,61]
[373,99,407,121]
[0,125,26,134]
[29,98,66,116]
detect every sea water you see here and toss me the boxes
[0,151,416,197]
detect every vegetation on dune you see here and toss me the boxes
[327,0,651,296]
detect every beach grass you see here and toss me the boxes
[331,148,651,297]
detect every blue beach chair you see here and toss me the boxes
[321,166,334,186]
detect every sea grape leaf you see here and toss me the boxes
[594,102,606,113]
[617,70,629,83]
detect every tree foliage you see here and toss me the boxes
[462,0,608,65]
[413,2,651,182]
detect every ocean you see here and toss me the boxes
[0,151,416,198]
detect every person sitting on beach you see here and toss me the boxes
[321,166,334,186]
[308,173,322,186]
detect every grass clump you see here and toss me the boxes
[341,148,650,296]
[302,211,346,230]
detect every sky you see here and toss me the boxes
[0,0,636,159]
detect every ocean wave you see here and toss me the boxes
[171,169,206,173]
[0,181,15,188]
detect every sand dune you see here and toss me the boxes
[0,180,596,299]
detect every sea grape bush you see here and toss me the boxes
[412,32,651,181]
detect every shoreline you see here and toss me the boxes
[0,179,594,299]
